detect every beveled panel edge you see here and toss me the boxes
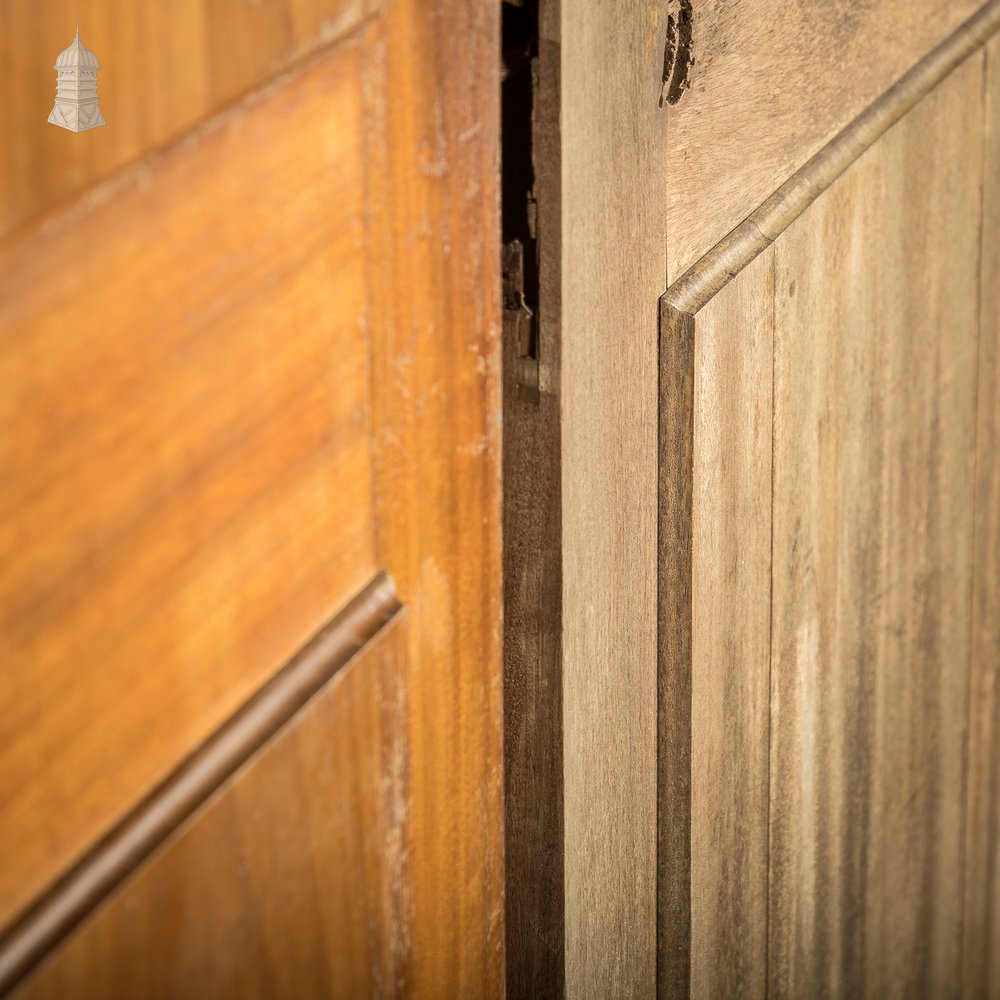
[656,302,696,1000]
[0,572,401,997]
[664,0,1000,317]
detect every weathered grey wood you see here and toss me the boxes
[963,30,1000,1000]
[560,0,667,993]
[664,0,994,280]
[767,55,984,998]
[659,249,774,1000]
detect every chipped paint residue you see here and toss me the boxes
[659,0,694,108]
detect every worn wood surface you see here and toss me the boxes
[767,55,984,998]
[1,0,503,992]
[0,0,381,240]
[963,31,1000,1000]
[559,0,666,994]
[659,250,773,1000]
[17,613,411,1000]
[0,41,377,933]
[659,39,994,999]
[667,0,1000,315]
[664,0,991,280]
[657,258,771,1000]
[361,0,503,990]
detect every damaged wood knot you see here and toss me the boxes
[660,0,693,108]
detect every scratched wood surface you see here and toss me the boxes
[17,615,411,1000]
[767,54,984,998]
[963,31,1000,999]
[0,0,381,240]
[361,0,503,990]
[0,0,502,992]
[0,39,378,933]
[659,46,992,1000]
[664,0,986,280]
[559,0,666,994]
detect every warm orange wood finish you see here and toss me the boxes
[1,0,501,994]
[0,43,377,930]
[0,0,381,240]
[1,575,400,992]
[18,614,411,1000]
[360,0,503,990]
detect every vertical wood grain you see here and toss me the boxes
[767,55,984,998]
[658,304,695,1000]
[361,0,504,993]
[659,251,773,1000]
[688,252,773,1000]
[502,7,565,991]
[559,0,667,992]
[964,32,1000,999]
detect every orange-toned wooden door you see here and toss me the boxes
[0,2,503,996]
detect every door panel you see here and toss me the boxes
[964,31,1000,998]
[0,0,502,994]
[16,608,409,1000]
[0,39,376,930]
[505,1,1000,993]
[767,60,981,995]
[659,47,989,1000]
[664,0,990,278]
[0,0,381,241]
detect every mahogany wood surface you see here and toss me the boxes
[0,0,382,240]
[0,39,378,932]
[1,0,502,993]
[18,612,412,1000]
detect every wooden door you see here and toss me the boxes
[504,1,1000,996]
[0,2,503,997]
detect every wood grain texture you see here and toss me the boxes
[0,42,377,933]
[16,611,412,1000]
[0,0,381,240]
[503,14,565,995]
[559,0,666,993]
[767,55,984,998]
[664,0,991,280]
[667,0,1000,315]
[2,0,503,990]
[1,574,400,994]
[659,250,773,1000]
[963,31,1000,999]
[360,0,504,992]
[658,304,695,1000]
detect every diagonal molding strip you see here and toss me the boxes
[0,573,401,996]
[665,0,1000,317]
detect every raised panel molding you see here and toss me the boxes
[1,575,401,996]
[658,28,993,998]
